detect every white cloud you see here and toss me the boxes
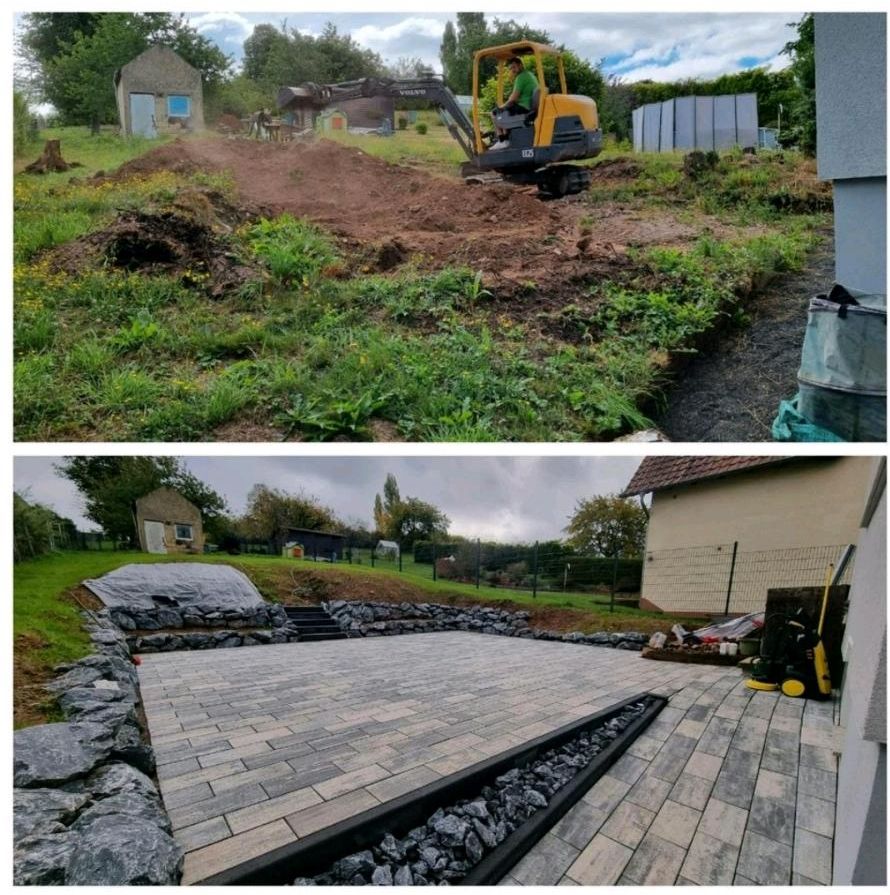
[352,17,446,45]
[187,12,254,42]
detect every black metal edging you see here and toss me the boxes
[200,692,665,886]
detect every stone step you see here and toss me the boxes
[299,631,348,642]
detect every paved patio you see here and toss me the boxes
[136,633,839,885]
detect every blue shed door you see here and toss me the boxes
[129,93,157,138]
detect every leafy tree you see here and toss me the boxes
[28,13,231,125]
[242,22,287,81]
[599,74,635,142]
[13,91,33,157]
[386,497,450,550]
[17,13,101,84]
[439,13,551,94]
[13,492,76,561]
[204,73,270,120]
[387,56,430,79]
[372,474,449,548]
[241,20,385,94]
[564,494,647,558]
[780,13,816,154]
[58,457,228,546]
[236,484,341,547]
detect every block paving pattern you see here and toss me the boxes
[136,633,838,885]
[506,661,839,886]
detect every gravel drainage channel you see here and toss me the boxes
[202,692,665,886]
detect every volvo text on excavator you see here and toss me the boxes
[277,41,602,198]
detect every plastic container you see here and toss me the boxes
[796,285,886,441]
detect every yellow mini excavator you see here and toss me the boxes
[279,41,602,197]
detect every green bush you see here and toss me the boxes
[245,215,337,287]
[415,122,428,135]
[397,117,408,130]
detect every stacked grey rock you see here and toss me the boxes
[324,600,649,651]
[117,602,302,653]
[110,602,287,632]
[14,613,182,885]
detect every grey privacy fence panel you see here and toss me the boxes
[632,93,759,152]
[641,542,853,615]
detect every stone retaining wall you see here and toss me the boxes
[109,602,287,632]
[14,613,182,885]
[323,600,649,650]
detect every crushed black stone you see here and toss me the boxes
[292,701,648,886]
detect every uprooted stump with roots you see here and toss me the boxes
[50,187,266,298]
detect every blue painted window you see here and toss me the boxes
[167,95,191,117]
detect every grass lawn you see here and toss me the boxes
[14,126,830,441]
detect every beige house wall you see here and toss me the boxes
[641,457,875,614]
[135,487,204,554]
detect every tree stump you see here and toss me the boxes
[24,139,81,174]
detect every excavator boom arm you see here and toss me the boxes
[295,77,478,161]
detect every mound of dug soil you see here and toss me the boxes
[112,138,646,297]
[51,187,264,297]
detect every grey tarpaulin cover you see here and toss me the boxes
[83,563,266,611]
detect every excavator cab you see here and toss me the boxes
[468,41,602,195]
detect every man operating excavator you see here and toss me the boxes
[489,56,538,150]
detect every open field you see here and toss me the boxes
[14,127,831,441]
[14,550,707,727]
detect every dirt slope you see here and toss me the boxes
[111,137,698,296]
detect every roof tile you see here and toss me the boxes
[622,456,788,496]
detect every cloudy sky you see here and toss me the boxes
[180,12,797,81]
[14,456,641,542]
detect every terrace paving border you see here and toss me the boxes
[136,633,839,885]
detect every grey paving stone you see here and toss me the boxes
[748,769,797,844]
[669,774,713,811]
[599,800,656,849]
[793,827,833,884]
[680,830,739,885]
[167,782,268,831]
[366,765,441,803]
[176,816,231,853]
[760,727,800,776]
[799,743,837,772]
[225,786,322,835]
[163,781,213,810]
[695,716,738,758]
[736,830,792,885]
[698,797,748,846]
[798,764,838,802]
[624,772,673,813]
[511,832,580,885]
[795,791,835,839]
[711,748,760,809]
[583,774,632,813]
[262,764,342,799]
[684,750,723,782]
[566,834,633,885]
[286,788,381,838]
[551,799,608,850]
[608,753,651,785]
[648,799,701,849]
[622,832,686,885]
[181,819,296,885]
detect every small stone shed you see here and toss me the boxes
[114,45,204,138]
[135,487,204,555]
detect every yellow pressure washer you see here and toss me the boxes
[745,564,834,699]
